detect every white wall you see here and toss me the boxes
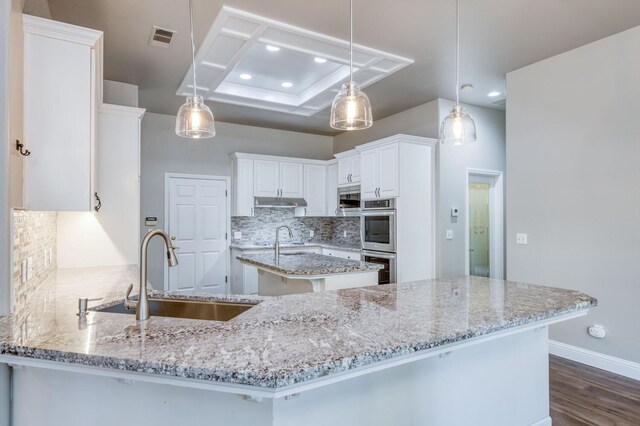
[57,106,143,268]
[334,98,506,278]
[141,113,334,289]
[506,26,640,363]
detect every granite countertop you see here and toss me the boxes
[230,241,362,253]
[0,266,597,389]
[237,252,382,276]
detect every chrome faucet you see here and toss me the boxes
[125,229,178,321]
[274,225,293,261]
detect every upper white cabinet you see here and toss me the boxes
[336,150,361,186]
[232,156,254,216]
[303,164,326,216]
[326,161,338,217]
[253,160,303,198]
[360,143,399,200]
[23,15,103,212]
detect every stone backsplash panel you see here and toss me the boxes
[12,210,57,310]
[231,208,361,247]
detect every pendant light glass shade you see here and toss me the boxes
[439,0,476,145]
[176,95,216,138]
[330,0,372,131]
[330,81,372,131]
[440,104,476,145]
[176,0,215,139]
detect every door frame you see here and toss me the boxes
[465,168,504,279]
[163,173,231,292]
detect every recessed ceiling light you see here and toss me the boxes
[266,45,280,52]
[487,91,501,97]
[314,57,327,64]
[239,73,252,80]
[281,82,293,88]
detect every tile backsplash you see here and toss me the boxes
[12,210,57,310]
[231,208,360,247]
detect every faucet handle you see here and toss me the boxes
[124,283,136,310]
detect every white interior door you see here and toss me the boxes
[167,176,228,293]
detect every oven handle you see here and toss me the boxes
[361,250,397,259]
[361,210,396,216]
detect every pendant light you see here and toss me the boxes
[439,0,476,145]
[330,0,373,131]
[176,0,215,138]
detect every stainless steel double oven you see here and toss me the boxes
[361,198,397,284]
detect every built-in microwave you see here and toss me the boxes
[336,186,361,216]
[361,199,396,252]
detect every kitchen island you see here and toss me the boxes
[237,252,383,296]
[0,266,596,426]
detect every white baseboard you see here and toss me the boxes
[530,416,551,426]
[549,340,640,381]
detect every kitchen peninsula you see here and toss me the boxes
[237,252,382,295]
[0,269,596,426]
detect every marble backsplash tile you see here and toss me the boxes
[231,208,361,247]
[12,210,57,312]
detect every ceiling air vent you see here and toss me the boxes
[149,26,176,47]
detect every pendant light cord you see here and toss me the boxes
[349,0,353,87]
[189,0,198,99]
[455,0,460,106]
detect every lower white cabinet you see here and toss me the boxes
[322,248,358,260]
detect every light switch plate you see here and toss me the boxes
[516,233,528,245]
[21,260,27,284]
[233,231,242,240]
[26,257,33,280]
[446,230,454,240]
[309,230,315,237]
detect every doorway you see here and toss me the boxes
[465,169,504,279]
[164,173,230,293]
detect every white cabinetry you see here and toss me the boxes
[322,248,358,260]
[22,15,103,211]
[337,151,361,186]
[303,164,326,216]
[232,157,254,216]
[326,161,338,217]
[359,143,399,200]
[253,160,303,198]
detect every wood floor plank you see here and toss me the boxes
[549,355,640,426]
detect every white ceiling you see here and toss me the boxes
[48,0,640,135]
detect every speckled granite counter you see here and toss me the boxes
[237,252,382,276]
[230,241,362,253]
[0,268,596,389]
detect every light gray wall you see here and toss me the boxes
[506,26,640,362]
[333,100,440,152]
[437,99,506,277]
[141,112,334,289]
[334,98,506,278]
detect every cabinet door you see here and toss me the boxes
[279,162,304,198]
[304,164,326,216]
[337,157,351,186]
[326,163,338,216]
[360,149,379,200]
[234,158,254,216]
[23,20,98,211]
[378,143,399,198]
[350,155,361,183]
[253,160,279,197]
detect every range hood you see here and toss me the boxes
[254,197,307,208]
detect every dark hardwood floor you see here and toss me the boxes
[550,355,640,426]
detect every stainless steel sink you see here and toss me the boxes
[96,298,255,321]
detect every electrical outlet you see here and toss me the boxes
[27,257,34,280]
[233,231,242,240]
[516,233,528,245]
[446,230,454,240]
[309,230,314,237]
[343,230,347,238]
